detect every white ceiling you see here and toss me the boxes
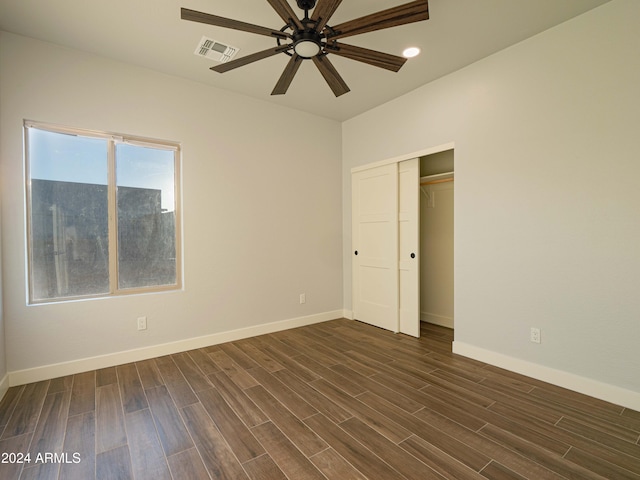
[0,0,610,121]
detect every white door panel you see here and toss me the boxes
[352,164,398,332]
[398,159,420,337]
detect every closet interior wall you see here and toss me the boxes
[420,150,454,329]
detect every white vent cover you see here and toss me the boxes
[194,36,239,63]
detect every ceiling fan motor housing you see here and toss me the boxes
[296,0,317,11]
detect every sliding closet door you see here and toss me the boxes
[398,158,420,337]
[352,163,398,332]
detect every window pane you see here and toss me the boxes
[116,143,177,289]
[28,128,110,301]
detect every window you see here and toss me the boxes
[25,122,181,303]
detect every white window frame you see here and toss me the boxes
[24,120,182,304]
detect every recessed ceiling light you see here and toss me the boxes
[403,47,421,58]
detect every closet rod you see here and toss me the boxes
[420,177,454,186]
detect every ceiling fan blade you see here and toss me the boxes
[272,54,304,95]
[211,45,291,73]
[326,42,407,72]
[310,0,343,32]
[266,0,304,30]
[181,8,289,39]
[327,0,429,40]
[312,55,350,97]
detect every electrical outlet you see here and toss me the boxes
[299,293,306,304]
[530,327,541,344]
[137,316,147,331]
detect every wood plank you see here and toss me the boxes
[479,460,528,480]
[421,371,496,408]
[136,358,165,389]
[172,352,213,392]
[420,385,573,454]
[234,338,284,372]
[331,363,424,413]
[251,421,326,480]
[530,383,625,416]
[277,331,342,367]
[28,390,71,457]
[207,371,268,428]
[340,416,446,480]
[272,368,353,424]
[166,447,211,480]
[124,408,172,480]
[95,383,127,454]
[186,348,221,376]
[145,385,193,457]
[19,462,60,480]
[557,415,640,449]
[357,391,491,472]
[68,371,96,416]
[564,446,640,480]
[154,355,198,407]
[292,355,367,397]
[0,386,25,431]
[209,350,260,390]
[1,380,50,439]
[196,387,264,463]
[247,366,317,419]
[242,454,288,480]
[478,423,605,480]
[304,413,405,480]
[412,405,561,479]
[260,345,320,383]
[59,411,95,480]
[310,378,411,443]
[343,350,428,389]
[219,342,261,370]
[180,402,249,480]
[96,367,118,387]
[48,375,73,394]
[96,445,133,480]
[489,401,640,474]
[0,432,32,480]
[399,435,487,480]
[117,363,148,413]
[309,447,369,480]
[368,371,440,407]
[245,384,327,457]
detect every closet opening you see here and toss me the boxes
[419,150,454,334]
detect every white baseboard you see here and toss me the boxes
[343,309,354,320]
[453,341,640,412]
[0,373,9,402]
[9,310,344,387]
[420,312,454,329]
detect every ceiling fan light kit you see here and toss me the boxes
[181,0,429,97]
[292,31,322,58]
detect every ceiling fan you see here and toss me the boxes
[181,0,429,97]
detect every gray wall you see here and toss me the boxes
[0,32,343,377]
[342,0,640,404]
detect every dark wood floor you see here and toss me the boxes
[1,319,639,480]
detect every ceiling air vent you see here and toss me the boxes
[194,36,239,63]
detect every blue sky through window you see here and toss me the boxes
[29,128,176,212]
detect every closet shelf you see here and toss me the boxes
[420,171,454,186]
